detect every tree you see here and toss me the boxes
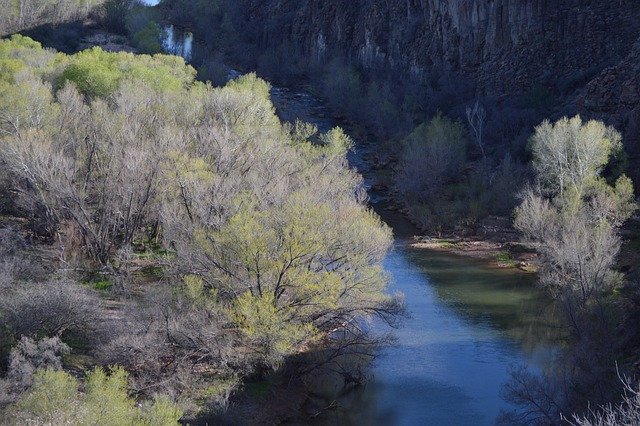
[509,117,636,423]
[0,39,404,410]
[396,112,467,202]
[529,115,622,199]
[466,100,487,178]
[514,116,634,314]
[565,379,640,426]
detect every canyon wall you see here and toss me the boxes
[236,0,640,176]
[241,0,639,95]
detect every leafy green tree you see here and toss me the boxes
[99,0,133,34]
[396,112,467,202]
[530,115,623,199]
[58,47,196,99]
[132,21,163,54]
[0,38,403,408]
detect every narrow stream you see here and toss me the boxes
[158,24,562,425]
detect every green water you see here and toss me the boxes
[269,87,562,425]
[307,240,561,425]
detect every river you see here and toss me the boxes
[269,87,561,425]
[158,23,562,425]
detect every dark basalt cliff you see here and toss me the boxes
[237,0,640,171]
[242,0,638,94]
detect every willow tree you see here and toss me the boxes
[162,74,403,374]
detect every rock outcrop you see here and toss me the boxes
[241,0,640,96]
[236,0,640,165]
[578,39,640,185]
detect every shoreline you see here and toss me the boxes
[407,236,539,272]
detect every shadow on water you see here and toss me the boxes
[143,24,563,422]
[269,86,563,425]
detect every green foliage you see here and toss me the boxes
[530,115,623,199]
[226,71,272,100]
[99,0,132,34]
[93,280,113,290]
[515,116,636,310]
[0,41,402,402]
[493,251,511,262]
[8,369,79,424]
[58,47,196,98]
[322,59,363,115]
[397,112,467,202]
[84,366,136,425]
[193,188,394,368]
[59,50,120,98]
[140,394,186,426]
[132,21,163,54]
[5,366,183,425]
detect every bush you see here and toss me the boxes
[396,113,467,203]
[4,366,184,425]
[0,277,101,344]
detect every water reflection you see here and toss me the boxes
[311,245,560,425]
[268,85,562,425]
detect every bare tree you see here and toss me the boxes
[466,100,487,179]
[0,277,101,340]
[565,377,640,426]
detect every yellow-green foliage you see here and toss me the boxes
[58,47,197,98]
[531,115,623,199]
[0,37,400,380]
[0,35,60,80]
[5,367,183,425]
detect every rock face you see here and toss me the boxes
[578,40,640,185]
[241,0,640,96]
[236,0,640,177]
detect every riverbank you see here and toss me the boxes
[405,215,539,273]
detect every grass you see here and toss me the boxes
[493,251,517,268]
[137,265,163,277]
[494,251,511,262]
[92,280,113,290]
[437,240,457,249]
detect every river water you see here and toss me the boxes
[158,24,562,425]
[270,87,561,425]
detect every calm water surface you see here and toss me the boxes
[150,27,562,424]
[270,87,562,425]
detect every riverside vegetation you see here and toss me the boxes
[0,35,403,423]
[148,1,640,423]
[2,0,640,424]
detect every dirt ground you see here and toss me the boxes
[408,215,540,272]
[409,214,640,277]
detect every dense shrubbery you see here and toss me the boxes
[3,365,183,425]
[0,36,403,419]
[0,0,100,36]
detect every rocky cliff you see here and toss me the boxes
[236,0,640,175]
[578,39,640,184]
[241,0,639,95]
